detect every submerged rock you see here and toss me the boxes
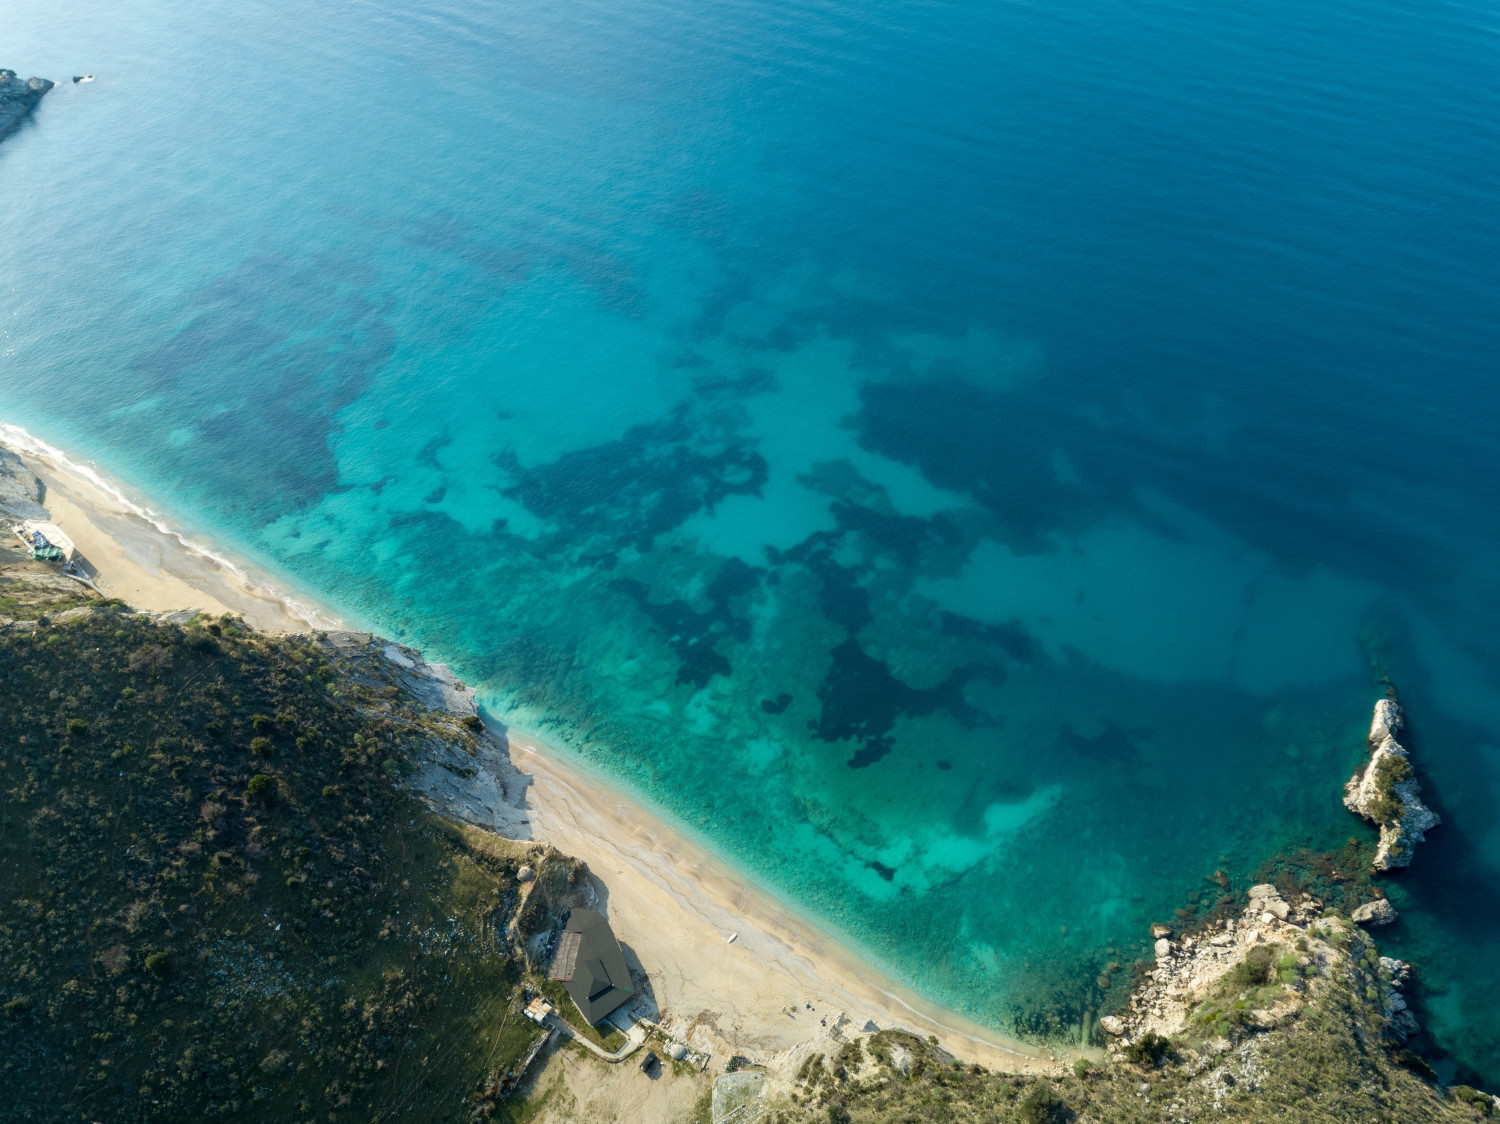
[0,69,53,144]
[1343,696,1439,870]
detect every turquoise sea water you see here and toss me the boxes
[5,0,1500,1078]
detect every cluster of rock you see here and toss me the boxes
[1099,885,1317,1045]
[0,69,53,144]
[1344,696,1440,870]
[1101,883,1415,1052]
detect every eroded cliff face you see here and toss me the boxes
[0,70,53,144]
[314,629,536,839]
[0,446,48,521]
[1344,697,1439,870]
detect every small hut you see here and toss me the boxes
[13,520,74,563]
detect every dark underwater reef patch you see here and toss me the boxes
[761,692,793,714]
[495,410,768,554]
[856,375,1114,550]
[1058,720,1143,762]
[609,558,761,687]
[855,371,1458,602]
[119,253,395,520]
[813,637,992,768]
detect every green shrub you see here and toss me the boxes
[1123,1032,1171,1067]
[186,630,219,654]
[1368,753,1413,823]
[144,951,172,978]
[1017,1082,1069,1124]
[246,774,275,802]
[65,718,89,737]
[1452,1085,1496,1116]
[252,714,275,732]
[1071,1057,1093,1078]
[1230,945,1276,989]
[461,715,483,731]
[1395,1050,1438,1082]
[250,737,273,757]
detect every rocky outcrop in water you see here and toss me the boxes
[1344,696,1439,870]
[0,70,54,144]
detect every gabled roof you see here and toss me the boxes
[547,908,634,1024]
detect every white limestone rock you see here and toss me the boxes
[1351,899,1398,927]
[1343,697,1439,870]
[0,445,47,521]
[1099,1015,1125,1036]
[889,1045,912,1075]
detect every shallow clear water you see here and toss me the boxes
[5,0,1500,1077]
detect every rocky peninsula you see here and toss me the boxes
[1345,695,1440,870]
[0,69,53,144]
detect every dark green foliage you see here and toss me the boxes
[461,715,483,731]
[65,717,89,737]
[1369,754,1414,824]
[1123,1032,1171,1067]
[1017,1083,1068,1123]
[0,584,579,1122]
[249,736,273,756]
[1230,945,1276,989]
[1396,1050,1439,1082]
[1453,1086,1496,1116]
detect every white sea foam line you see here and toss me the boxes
[0,421,342,629]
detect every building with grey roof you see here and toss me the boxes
[546,908,634,1024]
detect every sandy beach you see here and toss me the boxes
[2,426,338,633]
[512,735,1052,1072]
[1,426,1053,1076]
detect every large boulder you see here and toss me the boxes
[1351,899,1399,927]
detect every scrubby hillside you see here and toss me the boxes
[0,562,586,1122]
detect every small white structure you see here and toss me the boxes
[524,997,555,1026]
[13,520,75,562]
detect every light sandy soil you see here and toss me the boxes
[527,1041,708,1124]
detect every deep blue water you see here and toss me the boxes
[5,0,1500,1078]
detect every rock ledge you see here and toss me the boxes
[0,69,53,144]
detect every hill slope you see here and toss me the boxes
[0,560,586,1122]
